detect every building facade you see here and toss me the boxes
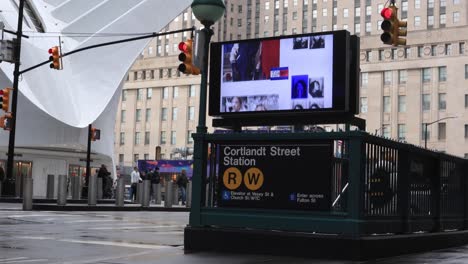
[115,0,468,167]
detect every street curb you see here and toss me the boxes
[32,204,190,212]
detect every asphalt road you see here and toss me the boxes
[1,203,468,263]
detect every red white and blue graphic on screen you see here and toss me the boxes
[270,67,289,80]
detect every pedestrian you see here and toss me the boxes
[98,164,112,199]
[150,167,161,203]
[176,169,188,205]
[130,167,142,202]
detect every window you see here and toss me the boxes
[465,94,468,108]
[445,44,452,55]
[453,12,460,23]
[122,90,127,101]
[173,86,179,98]
[365,50,372,62]
[440,0,446,7]
[275,0,279,9]
[438,93,446,110]
[438,123,446,140]
[398,95,406,112]
[382,125,390,138]
[465,125,468,138]
[135,109,141,122]
[322,9,327,17]
[355,7,360,17]
[188,106,195,120]
[428,15,434,26]
[365,6,371,16]
[293,12,298,20]
[440,14,446,25]
[145,108,151,122]
[162,87,168,99]
[361,72,368,87]
[343,8,348,18]
[189,85,196,97]
[465,64,468,79]
[414,16,420,26]
[383,96,391,113]
[422,124,430,140]
[365,22,371,33]
[171,131,176,145]
[428,0,434,8]
[322,25,328,31]
[120,132,125,145]
[422,94,431,111]
[312,10,317,18]
[172,107,178,120]
[405,47,411,58]
[431,45,437,56]
[160,131,167,145]
[360,97,368,113]
[264,15,269,23]
[238,5,243,12]
[418,46,423,57]
[377,20,382,31]
[265,2,269,10]
[161,108,168,121]
[398,70,407,84]
[187,130,194,144]
[454,0,460,4]
[391,48,397,59]
[402,1,408,12]
[398,124,406,141]
[135,132,141,145]
[333,8,337,17]
[415,0,420,8]
[343,24,348,30]
[422,68,431,82]
[145,132,150,145]
[134,154,139,163]
[238,19,242,26]
[384,71,392,85]
[354,23,360,34]
[378,50,384,61]
[438,66,447,82]
[283,0,288,8]
[144,154,149,160]
[146,88,152,99]
[121,110,126,123]
[119,154,124,163]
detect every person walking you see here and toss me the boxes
[176,169,188,205]
[98,164,112,199]
[150,167,161,203]
[130,167,142,202]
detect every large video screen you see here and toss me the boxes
[209,31,351,116]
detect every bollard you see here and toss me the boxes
[46,174,54,199]
[136,182,143,204]
[154,184,162,205]
[71,176,80,200]
[115,177,124,207]
[142,180,151,207]
[0,181,2,197]
[22,177,33,211]
[57,174,67,206]
[15,173,22,197]
[97,178,103,200]
[164,180,173,208]
[173,184,179,206]
[186,181,192,208]
[88,174,97,206]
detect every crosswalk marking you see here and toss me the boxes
[0,257,48,263]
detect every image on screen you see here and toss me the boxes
[219,34,334,113]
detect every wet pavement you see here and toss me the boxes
[1,203,468,263]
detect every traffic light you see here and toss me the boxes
[0,88,10,112]
[91,127,101,141]
[177,39,200,75]
[380,4,407,46]
[0,112,12,131]
[48,46,61,70]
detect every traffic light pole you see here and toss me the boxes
[6,0,25,186]
[85,124,92,197]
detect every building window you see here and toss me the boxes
[354,23,360,34]
[333,8,337,17]
[144,154,149,160]
[431,45,437,56]
[415,0,420,8]
[171,131,176,145]
[405,47,411,58]
[465,125,468,138]
[422,68,431,82]
[172,86,179,98]
[120,132,125,145]
[453,12,460,23]
[275,0,279,9]
[398,95,406,112]
[384,71,392,85]
[188,106,195,120]
[121,110,126,123]
[162,87,169,99]
[343,8,349,18]
[440,0,446,7]
[145,132,150,145]
[146,88,152,99]
[428,15,434,26]
[312,10,317,18]
[145,108,151,122]
[438,66,447,82]
[438,123,446,140]
[322,8,327,17]
[365,50,372,62]
[398,70,407,84]
[265,2,269,10]
[401,1,408,11]
[119,154,124,163]
[383,96,391,113]
[440,14,446,25]
[438,93,446,110]
[422,124,430,140]
[360,97,368,113]
[418,46,423,57]
[365,22,371,33]
[189,85,196,97]
[414,16,420,27]
[465,64,468,79]
[445,44,452,55]
[465,94,468,108]
[355,7,361,17]
[135,132,141,145]
[187,130,194,144]
[398,124,406,141]
[378,50,384,61]
[293,11,298,20]
[122,90,127,101]
[361,72,368,87]
[135,109,141,122]
[460,42,465,54]
[422,94,431,111]
[391,48,397,59]
[160,131,166,145]
[366,6,372,16]
[428,0,434,8]
[134,154,139,163]
[172,107,178,121]
[161,107,168,121]
[382,125,390,138]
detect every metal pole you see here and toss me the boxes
[46,174,54,199]
[424,123,428,149]
[154,183,162,204]
[88,174,97,206]
[115,177,124,207]
[6,0,25,185]
[22,177,32,210]
[136,182,143,204]
[97,177,103,200]
[71,176,80,200]
[186,181,192,208]
[57,174,67,206]
[86,124,91,196]
[165,180,173,208]
[142,180,151,207]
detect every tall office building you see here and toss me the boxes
[115,0,468,167]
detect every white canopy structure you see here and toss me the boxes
[0,0,191,196]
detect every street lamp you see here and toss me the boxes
[424,116,458,149]
[190,0,225,224]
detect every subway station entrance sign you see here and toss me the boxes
[218,142,333,211]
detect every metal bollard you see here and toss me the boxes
[15,173,22,197]
[115,177,124,207]
[136,182,143,204]
[164,181,173,208]
[46,174,54,199]
[142,180,151,207]
[88,174,97,206]
[186,181,192,208]
[22,177,33,211]
[71,176,80,200]
[173,184,179,205]
[97,178,103,200]
[57,174,67,206]
[154,184,162,205]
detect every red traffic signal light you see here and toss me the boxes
[0,88,11,112]
[178,39,200,75]
[48,46,62,70]
[380,5,407,46]
[0,112,12,131]
[380,7,393,20]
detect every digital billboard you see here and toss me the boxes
[209,30,354,117]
